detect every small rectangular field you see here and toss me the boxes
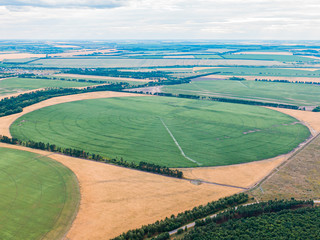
[162,79,320,106]
[0,77,97,96]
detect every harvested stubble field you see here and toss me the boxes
[0,143,241,240]
[0,146,79,240]
[0,53,45,61]
[250,132,320,201]
[10,96,310,167]
[162,79,320,106]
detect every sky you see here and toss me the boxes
[0,0,320,40]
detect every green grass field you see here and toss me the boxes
[10,96,310,168]
[28,58,284,68]
[0,77,96,96]
[221,54,317,62]
[162,80,320,106]
[0,147,79,240]
[195,67,320,78]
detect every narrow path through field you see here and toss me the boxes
[160,118,202,166]
[238,81,248,88]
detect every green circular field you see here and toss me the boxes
[0,147,79,240]
[10,96,310,167]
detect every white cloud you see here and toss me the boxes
[0,0,320,39]
[0,0,124,9]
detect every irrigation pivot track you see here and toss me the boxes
[160,118,202,166]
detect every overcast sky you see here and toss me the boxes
[1,0,320,40]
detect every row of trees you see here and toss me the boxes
[111,193,249,240]
[132,91,299,109]
[313,106,320,112]
[255,78,320,85]
[183,199,316,240]
[20,74,109,84]
[195,199,313,227]
[0,135,183,179]
[0,83,126,118]
[65,68,173,81]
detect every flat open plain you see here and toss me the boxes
[0,91,317,239]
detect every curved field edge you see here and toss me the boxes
[9,96,311,167]
[42,161,80,240]
[0,146,80,240]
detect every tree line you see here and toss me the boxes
[128,91,299,110]
[65,68,173,81]
[0,135,183,179]
[20,74,109,84]
[111,193,249,240]
[0,83,126,118]
[182,199,316,240]
[313,106,320,112]
[255,78,320,85]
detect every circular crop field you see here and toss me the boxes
[0,147,79,239]
[11,96,310,167]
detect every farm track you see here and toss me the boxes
[160,118,201,166]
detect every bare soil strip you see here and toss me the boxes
[181,156,285,189]
[54,73,153,82]
[0,53,46,61]
[267,108,320,134]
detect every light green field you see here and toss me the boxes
[162,80,320,106]
[11,97,310,168]
[195,67,320,78]
[222,54,317,62]
[28,58,284,68]
[0,77,96,96]
[0,147,79,240]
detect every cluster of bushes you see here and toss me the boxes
[313,106,320,112]
[183,199,316,240]
[111,193,249,240]
[255,78,320,85]
[0,83,126,118]
[0,135,183,179]
[229,76,246,81]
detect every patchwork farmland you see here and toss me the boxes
[1,40,320,239]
